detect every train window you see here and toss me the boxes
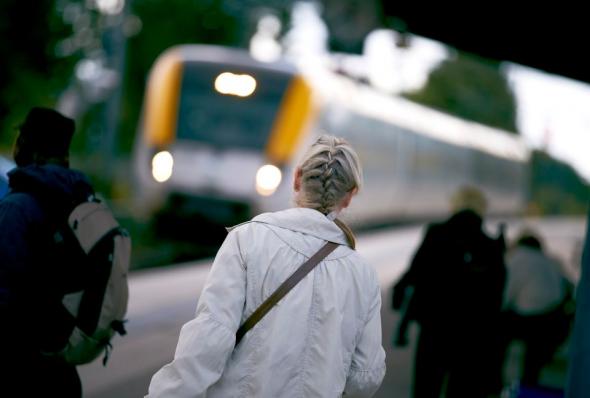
[177,62,292,150]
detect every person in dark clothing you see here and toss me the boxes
[500,231,574,389]
[0,107,95,397]
[391,186,506,398]
[566,205,590,398]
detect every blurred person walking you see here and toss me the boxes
[566,204,590,398]
[146,135,386,398]
[500,230,575,388]
[0,107,96,397]
[391,186,506,398]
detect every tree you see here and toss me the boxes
[0,0,77,153]
[402,52,519,134]
[320,0,383,54]
[528,150,589,215]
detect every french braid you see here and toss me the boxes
[295,135,362,215]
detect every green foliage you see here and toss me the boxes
[528,150,589,215]
[403,52,519,134]
[321,0,384,54]
[0,0,292,157]
[0,0,78,153]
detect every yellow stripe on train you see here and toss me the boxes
[265,76,315,165]
[144,49,184,148]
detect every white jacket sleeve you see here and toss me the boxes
[344,270,386,397]
[146,229,246,398]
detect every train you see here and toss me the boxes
[132,44,530,230]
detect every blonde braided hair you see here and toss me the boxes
[295,134,362,215]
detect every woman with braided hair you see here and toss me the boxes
[293,135,363,246]
[147,134,386,398]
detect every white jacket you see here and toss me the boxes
[504,246,567,315]
[146,207,386,397]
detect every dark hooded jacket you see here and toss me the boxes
[391,209,507,398]
[393,209,506,327]
[0,164,94,396]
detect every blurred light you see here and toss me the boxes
[96,0,124,15]
[62,3,83,24]
[214,72,257,97]
[75,27,94,48]
[76,59,102,81]
[363,29,448,94]
[55,38,76,57]
[283,1,328,60]
[74,58,119,102]
[152,151,174,183]
[364,30,400,93]
[250,14,282,62]
[123,14,142,37]
[256,164,282,196]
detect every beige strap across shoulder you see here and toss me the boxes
[235,241,339,346]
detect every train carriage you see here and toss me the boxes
[133,44,530,229]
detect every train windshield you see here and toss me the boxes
[177,62,292,150]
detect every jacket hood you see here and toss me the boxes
[8,164,93,214]
[447,208,483,232]
[231,207,351,247]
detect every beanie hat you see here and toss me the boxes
[18,107,75,160]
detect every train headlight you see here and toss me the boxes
[256,164,282,196]
[214,72,257,97]
[151,151,174,183]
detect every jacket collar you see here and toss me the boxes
[229,208,351,247]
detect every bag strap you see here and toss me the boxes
[235,241,339,346]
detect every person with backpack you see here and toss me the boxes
[0,107,128,397]
[146,135,386,398]
[391,186,506,398]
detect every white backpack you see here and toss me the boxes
[47,198,130,365]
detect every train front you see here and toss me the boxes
[133,45,311,228]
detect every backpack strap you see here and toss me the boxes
[235,241,339,346]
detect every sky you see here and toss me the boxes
[505,65,590,182]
